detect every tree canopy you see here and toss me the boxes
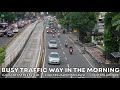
[49,12,96,43]
[104,12,119,61]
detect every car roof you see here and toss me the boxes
[49,40,56,42]
[50,52,59,54]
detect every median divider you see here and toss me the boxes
[33,25,45,78]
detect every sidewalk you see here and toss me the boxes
[66,32,111,64]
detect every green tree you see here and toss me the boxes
[104,12,119,62]
[66,12,96,43]
[112,13,120,62]
[52,12,96,43]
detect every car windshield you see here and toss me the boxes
[50,54,59,58]
[50,41,56,44]
[8,31,13,33]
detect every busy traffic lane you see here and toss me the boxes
[41,29,97,78]
[0,26,28,46]
[56,32,96,78]
[41,31,71,78]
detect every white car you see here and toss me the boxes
[48,40,58,49]
[12,23,19,33]
[48,52,61,65]
[13,28,19,33]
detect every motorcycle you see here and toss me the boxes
[65,43,68,48]
[69,49,73,55]
[57,33,60,38]
[58,35,60,38]
[52,34,55,38]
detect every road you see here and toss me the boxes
[0,20,37,47]
[41,29,101,78]
[6,21,43,78]
[0,26,28,47]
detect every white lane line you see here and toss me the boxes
[66,34,94,68]
[59,40,60,43]
[60,44,61,46]
[61,47,63,50]
[67,64,69,67]
[83,54,94,68]
[41,30,46,78]
[65,57,67,60]
[63,52,65,54]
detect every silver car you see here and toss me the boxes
[48,52,61,65]
[48,40,58,49]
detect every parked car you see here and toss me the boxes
[7,30,14,37]
[48,52,61,65]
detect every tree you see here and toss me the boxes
[104,12,119,62]
[52,12,96,43]
[112,13,120,62]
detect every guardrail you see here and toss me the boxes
[1,21,39,68]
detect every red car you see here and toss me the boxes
[47,29,52,33]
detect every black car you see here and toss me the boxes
[7,30,14,37]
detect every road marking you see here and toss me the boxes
[63,52,65,54]
[41,29,46,78]
[65,57,67,60]
[67,64,69,67]
[61,47,63,50]
[60,44,61,46]
[66,34,94,68]
[83,54,94,68]
[59,40,60,43]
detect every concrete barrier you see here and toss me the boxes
[2,20,38,68]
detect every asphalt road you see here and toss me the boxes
[0,26,28,47]
[6,21,43,78]
[41,30,100,78]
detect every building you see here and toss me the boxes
[92,12,107,46]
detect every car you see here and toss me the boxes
[46,29,52,33]
[0,32,4,37]
[12,23,19,33]
[46,26,49,29]
[13,28,19,33]
[0,23,8,35]
[48,40,58,49]
[48,52,61,65]
[7,30,14,37]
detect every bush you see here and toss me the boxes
[0,47,6,64]
[0,52,5,63]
